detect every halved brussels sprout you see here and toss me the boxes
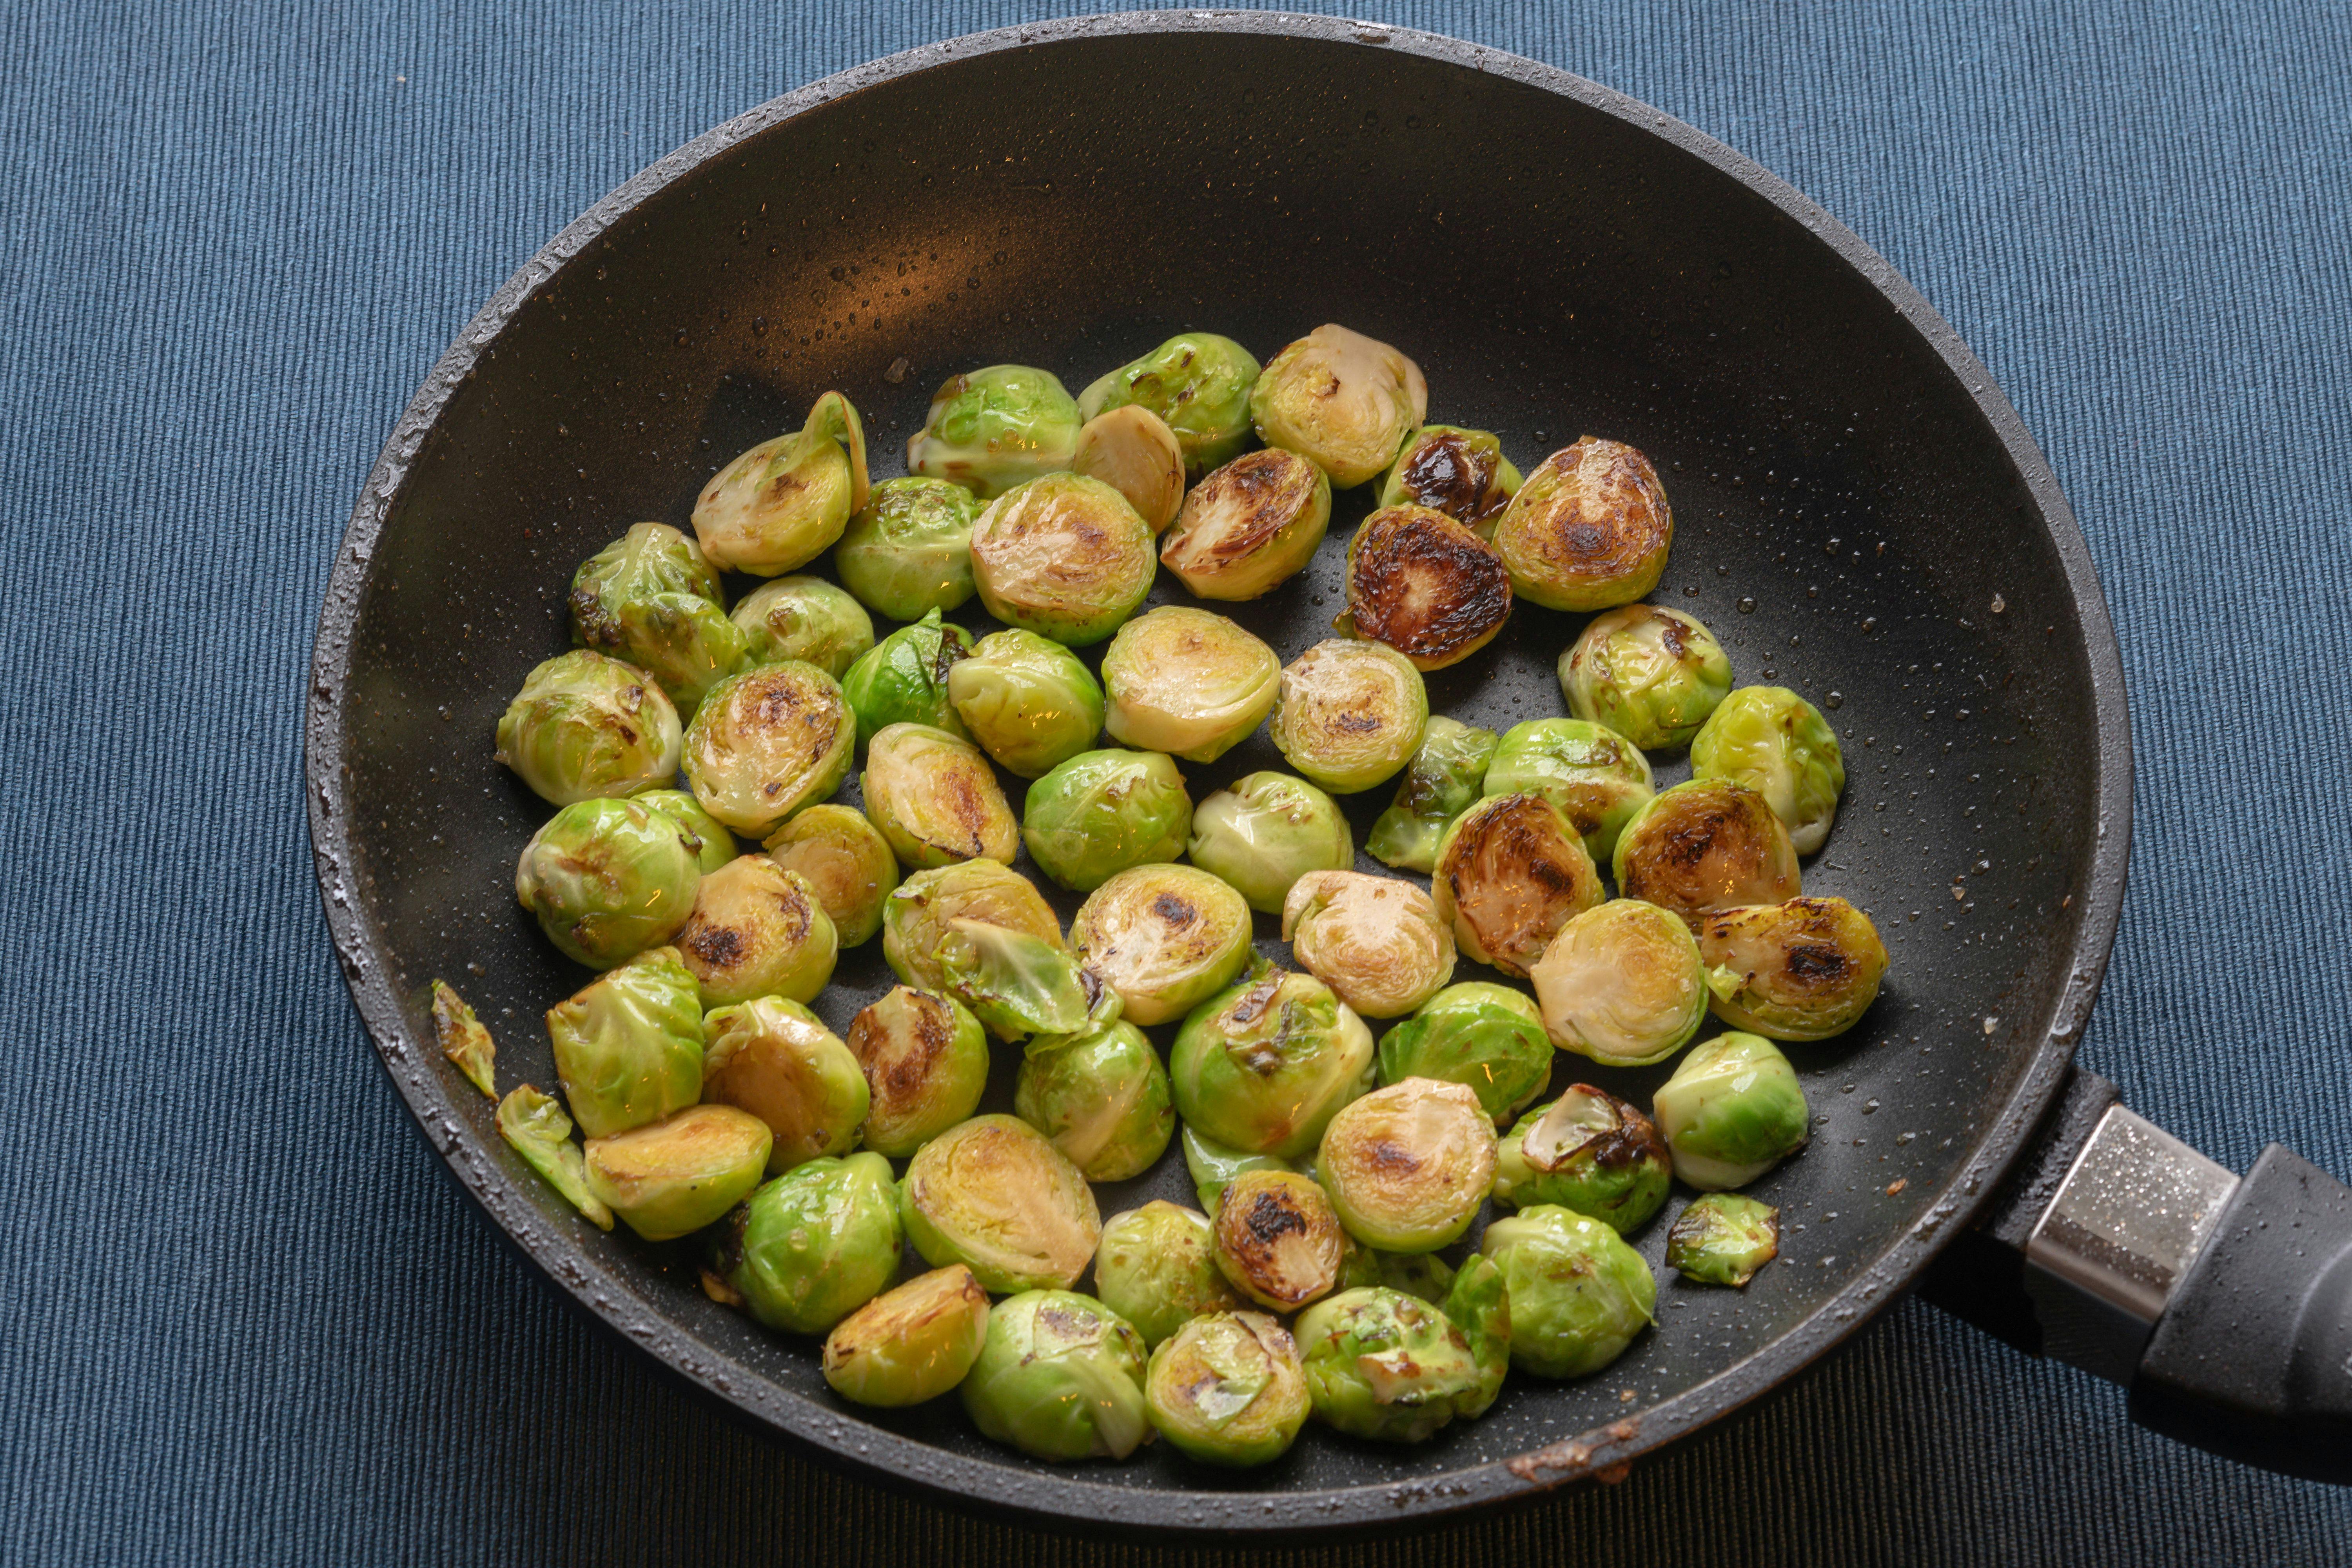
[1340,505,1514,671]
[944,628,1104,779]
[672,856,837,1007]
[844,986,990,1158]
[730,574,877,679]
[1094,1201,1245,1347]
[1181,1125,1296,1217]
[1375,981,1552,1126]
[938,919,1092,1040]
[1100,606,1279,762]
[1690,686,1846,854]
[1280,870,1455,1020]
[882,859,1064,994]
[1171,960,1375,1157]
[1652,1032,1810,1189]
[567,522,745,718]
[901,1115,1102,1293]
[1483,718,1655,866]
[706,1151,902,1334]
[838,607,975,748]
[1318,1078,1495,1252]
[1667,1193,1781,1287]
[495,649,681,806]
[1185,771,1354,915]
[1250,324,1426,488]
[1294,1283,1496,1443]
[961,1290,1151,1461]
[968,473,1157,647]
[1491,437,1672,612]
[1366,716,1499,873]
[1022,748,1191,893]
[702,996,867,1173]
[495,1084,613,1229]
[1491,1087,1672,1232]
[1612,778,1801,928]
[1146,1312,1310,1468]
[762,802,897,947]
[1431,793,1605,978]
[821,1264,991,1408]
[1561,604,1731,751]
[1211,1169,1347,1311]
[693,392,871,575]
[1015,1004,1174,1181]
[1078,331,1261,479]
[1483,1205,1658,1377]
[1159,448,1332,601]
[515,797,702,970]
[637,787,739,874]
[834,476,978,622]
[584,1103,773,1241]
[1269,639,1429,795]
[1378,425,1523,532]
[1070,864,1255,1027]
[431,979,496,1098]
[1530,898,1708,1067]
[906,365,1082,499]
[1699,897,1887,1040]
[1073,405,1185,533]
[681,661,855,839]
[860,722,1017,869]
[545,945,704,1138]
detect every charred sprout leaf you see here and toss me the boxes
[1431,793,1605,978]
[693,392,871,575]
[1269,638,1429,794]
[708,1151,902,1335]
[835,476,979,622]
[844,986,990,1158]
[567,523,745,719]
[638,788,739,875]
[1378,425,1523,534]
[1490,1086,1672,1233]
[702,996,867,1174]
[1146,1311,1311,1467]
[1021,748,1191,893]
[1014,1007,1174,1181]
[1652,1032,1810,1190]
[544,945,704,1138]
[584,1103,773,1241]
[1560,604,1732,751]
[1699,896,1888,1040]
[1367,716,1499,873]
[682,661,855,840]
[860,722,1018,870]
[672,856,837,1007]
[762,803,897,948]
[1073,405,1185,534]
[1185,771,1354,916]
[1668,1193,1780,1287]
[1612,778,1802,929]
[1318,1078,1495,1252]
[514,797,702,971]
[939,918,1091,1040]
[1171,960,1375,1158]
[1211,1169,1347,1312]
[1070,864,1254,1027]
[1294,1287,1492,1443]
[430,980,496,1098]
[1375,981,1551,1126]
[1531,898,1708,1067]
[1483,1204,1658,1378]
[1483,718,1654,866]
[1341,505,1514,671]
[1491,437,1673,612]
[969,472,1158,647]
[1690,686,1846,855]
[495,1085,614,1230]
[839,606,976,747]
[494,649,682,806]
[1281,869,1456,1020]
[900,1115,1102,1293]
[961,1290,1152,1461]
[1159,447,1332,601]
[730,575,876,679]
[945,628,1104,780]
[1100,606,1279,763]
[1250,325,1426,489]
[1094,1201,1245,1348]
[882,859,1064,995]
[1078,332,1261,480]
[1181,1124,1296,1218]
[906,365,1082,499]
[821,1264,992,1407]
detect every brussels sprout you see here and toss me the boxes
[938,919,1092,1040]
[566,522,745,718]
[1318,1078,1495,1252]
[544,945,704,1138]
[681,661,855,839]
[1100,606,1279,763]
[706,1151,902,1335]
[838,606,975,747]
[1181,1125,1296,1217]
[1094,1201,1246,1347]
[1530,898,1708,1067]
[1171,961,1375,1158]
[1340,505,1514,671]
[515,797,702,970]
[1560,604,1732,751]
[1293,1284,1495,1443]
[495,1084,614,1229]
[901,1115,1101,1293]
[1668,1193,1781,1288]
[844,986,990,1158]
[702,996,867,1173]
[1078,332,1262,479]
[1376,982,1549,1127]
[834,476,979,622]
[860,722,1017,870]
[1159,448,1332,601]
[1073,405,1185,534]
[1070,864,1255,1027]
[1483,718,1655,868]
[693,392,871,575]
[1378,425,1524,533]
[1185,771,1354,916]
[962,1290,1152,1461]
[1652,1032,1810,1189]
[1366,716,1499,873]
[1483,1205,1658,1378]
[1281,870,1455,1020]
[1250,324,1426,488]
[1211,1170,1347,1311]
[1491,437,1673,612]
[494,649,682,806]
[1690,686,1847,855]
[906,365,1082,499]
[1430,793,1605,978]
[882,859,1065,994]
[1269,639,1429,795]
[762,803,897,947]
[1015,1007,1174,1181]
[1146,1312,1310,1467]
[1021,748,1191,893]
[637,788,739,874]
[729,575,877,679]
[1366,1248,1460,1305]
[584,1103,773,1241]
[945,628,1104,779]
[821,1265,992,1408]
[1699,897,1887,1040]
[672,856,838,1007]
[1491,1087,1672,1233]
[1612,778,1802,928]
[430,980,496,1098]
[969,473,1157,646]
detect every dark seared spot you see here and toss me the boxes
[1784,943,1851,984]
[1655,612,1690,659]
[1037,1306,1082,1336]
[1368,1139,1421,1173]
[681,924,745,971]
[1347,506,1512,662]
[768,889,812,943]
[1400,433,1488,517]
[1150,893,1198,928]
[1564,520,1608,555]
[1243,1193,1309,1243]
[1335,711,1382,732]
[1227,968,1286,1027]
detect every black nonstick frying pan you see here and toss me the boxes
[303,11,2352,1535]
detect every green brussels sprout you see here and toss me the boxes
[1491,1086,1672,1232]
[882,859,1065,993]
[1367,716,1500,873]
[1171,960,1375,1158]
[1318,1078,1495,1252]
[838,606,975,747]
[1530,898,1708,1067]
[1100,606,1278,763]
[1699,897,1887,1040]
[1431,793,1605,978]
[636,788,739,875]
[1491,437,1672,612]
[940,919,1093,1040]
[430,980,496,1099]
[1340,504,1515,671]
[901,1115,1102,1293]
[1294,1278,1501,1443]
[702,995,867,1173]
[961,1290,1152,1461]
[906,365,1082,499]
[1483,718,1655,866]
[1483,1204,1658,1377]
[1560,604,1732,751]
[566,522,745,719]
[1690,686,1846,855]
[860,722,1018,869]
[1250,324,1426,488]
[1668,1193,1781,1287]
[1078,331,1262,479]
[1159,448,1332,601]
[730,575,877,679]
[1375,981,1551,1126]
[1072,405,1186,533]
[1612,778,1802,929]
[514,797,702,970]
[1021,748,1191,893]
[1212,1169,1348,1311]
[834,476,979,622]
[1269,639,1429,794]
[706,1151,902,1335]
[1180,1125,1296,1217]
[1365,1247,1460,1305]
[821,1264,992,1407]
[584,1103,773,1241]
[1281,869,1456,1020]
[1014,1005,1174,1181]
[1652,1032,1811,1189]
[969,473,1157,646]
[1093,1201,1246,1347]
[762,803,897,947]
[494,649,682,806]
[495,1084,614,1229]
[671,856,837,1007]
[1186,771,1354,915]
[681,661,855,839]
[1378,425,1524,534]
[945,628,1104,779]
[1070,864,1254,1027]
[1146,1311,1310,1468]
[844,986,990,1158]
[693,392,871,575]
[544,945,704,1138]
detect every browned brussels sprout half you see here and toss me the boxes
[1340,505,1514,671]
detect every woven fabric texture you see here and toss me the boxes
[2,2,2348,1563]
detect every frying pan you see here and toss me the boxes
[303,10,2352,1535]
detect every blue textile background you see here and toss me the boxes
[2,2,2348,1563]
